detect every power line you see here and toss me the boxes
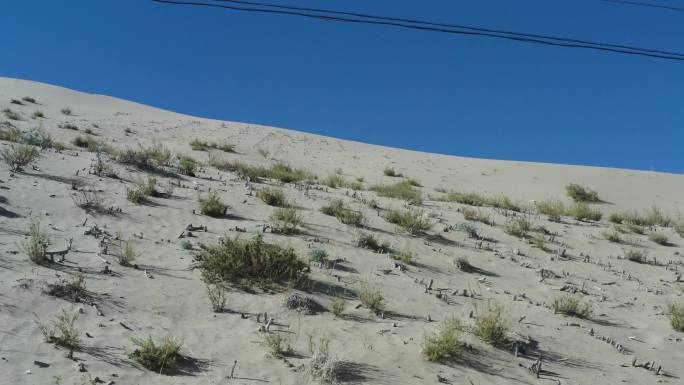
[600,0,684,13]
[151,0,684,61]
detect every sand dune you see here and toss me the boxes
[0,77,683,385]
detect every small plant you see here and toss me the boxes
[330,296,346,317]
[72,135,99,151]
[323,174,346,188]
[0,143,39,172]
[124,127,133,134]
[383,167,401,177]
[117,142,171,170]
[193,235,308,288]
[257,147,269,158]
[61,107,72,116]
[474,302,508,346]
[180,240,192,250]
[129,336,183,372]
[320,199,363,227]
[385,209,431,235]
[271,207,304,234]
[307,336,339,382]
[552,296,592,318]
[454,256,473,272]
[603,229,622,243]
[126,186,148,204]
[567,202,602,221]
[462,207,493,225]
[358,283,386,315]
[649,232,669,246]
[355,233,390,253]
[257,187,289,207]
[118,240,137,266]
[667,303,684,332]
[505,217,531,238]
[392,250,414,265]
[2,108,20,120]
[200,192,227,217]
[44,275,87,302]
[406,178,422,187]
[32,110,45,118]
[264,332,292,358]
[177,155,197,176]
[205,282,227,312]
[35,309,81,359]
[625,249,647,264]
[25,218,48,264]
[22,96,37,103]
[675,222,684,238]
[566,183,600,202]
[309,249,328,263]
[369,180,422,204]
[457,222,479,239]
[535,200,565,222]
[422,318,462,362]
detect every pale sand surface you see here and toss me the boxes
[0,77,683,384]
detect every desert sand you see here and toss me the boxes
[0,77,683,385]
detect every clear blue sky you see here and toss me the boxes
[1,1,682,172]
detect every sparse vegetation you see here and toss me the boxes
[320,199,363,226]
[457,222,479,239]
[442,191,521,212]
[308,249,328,264]
[200,192,227,217]
[231,162,313,183]
[567,202,602,221]
[625,249,647,263]
[383,167,402,177]
[2,108,20,120]
[667,303,684,332]
[330,296,346,317]
[270,207,304,234]
[392,250,414,265]
[190,139,235,152]
[323,173,346,188]
[0,143,39,172]
[177,155,197,176]
[307,336,339,383]
[61,107,72,115]
[355,233,390,253]
[609,206,671,227]
[205,282,227,312]
[72,135,100,151]
[649,232,669,246]
[193,235,308,288]
[358,283,386,315]
[552,296,592,318]
[127,185,148,204]
[462,207,493,225]
[32,110,45,118]
[25,218,48,264]
[603,229,622,243]
[129,336,183,373]
[369,180,422,204]
[566,183,600,202]
[454,256,473,272]
[505,217,531,238]
[257,187,289,207]
[60,123,78,130]
[675,222,684,238]
[117,143,172,170]
[264,332,292,358]
[22,96,37,103]
[422,318,462,362]
[35,309,81,358]
[118,240,137,266]
[386,209,431,234]
[474,302,508,346]
[535,199,565,222]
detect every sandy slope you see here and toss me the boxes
[0,77,683,385]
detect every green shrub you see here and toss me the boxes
[330,296,346,317]
[385,209,431,235]
[609,206,670,227]
[358,284,386,315]
[348,180,363,190]
[603,229,622,243]
[442,191,521,212]
[566,183,600,202]
[117,143,171,169]
[567,202,602,221]
[264,333,292,358]
[24,127,54,149]
[190,139,236,153]
[675,222,684,238]
[270,207,303,234]
[205,282,227,312]
[649,232,669,246]
[504,217,531,238]
[200,192,227,217]
[454,256,473,272]
[25,218,48,264]
[193,235,308,288]
[118,240,137,266]
[323,174,346,188]
[129,336,183,372]
[308,249,328,263]
[22,96,36,103]
[61,107,72,116]
[1,143,39,172]
[181,240,192,250]
[177,155,197,176]
[72,135,100,151]
[422,318,462,362]
[0,123,23,142]
[369,181,422,204]
[474,302,508,346]
[355,233,390,253]
[32,110,45,118]
[2,108,20,120]
[35,309,81,358]
[257,187,289,207]
[383,167,401,177]
[391,250,414,265]
[667,303,684,332]
[462,207,493,225]
[457,222,479,239]
[625,249,647,263]
[552,296,592,318]
[126,186,148,204]
[535,200,565,222]
[320,199,363,226]
[406,178,422,187]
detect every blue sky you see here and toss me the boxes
[1,1,682,172]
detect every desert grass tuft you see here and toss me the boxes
[385,209,431,234]
[0,143,39,172]
[505,217,531,238]
[129,336,183,372]
[535,199,565,222]
[369,180,422,204]
[567,202,602,221]
[200,192,227,217]
[320,199,363,227]
[565,183,600,202]
[474,302,508,346]
[270,207,303,234]
[358,283,386,315]
[35,309,81,358]
[649,232,669,246]
[667,303,684,332]
[422,318,462,362]
[257,187,289,207]
[25,218,48,264]
[552,296,592,318]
